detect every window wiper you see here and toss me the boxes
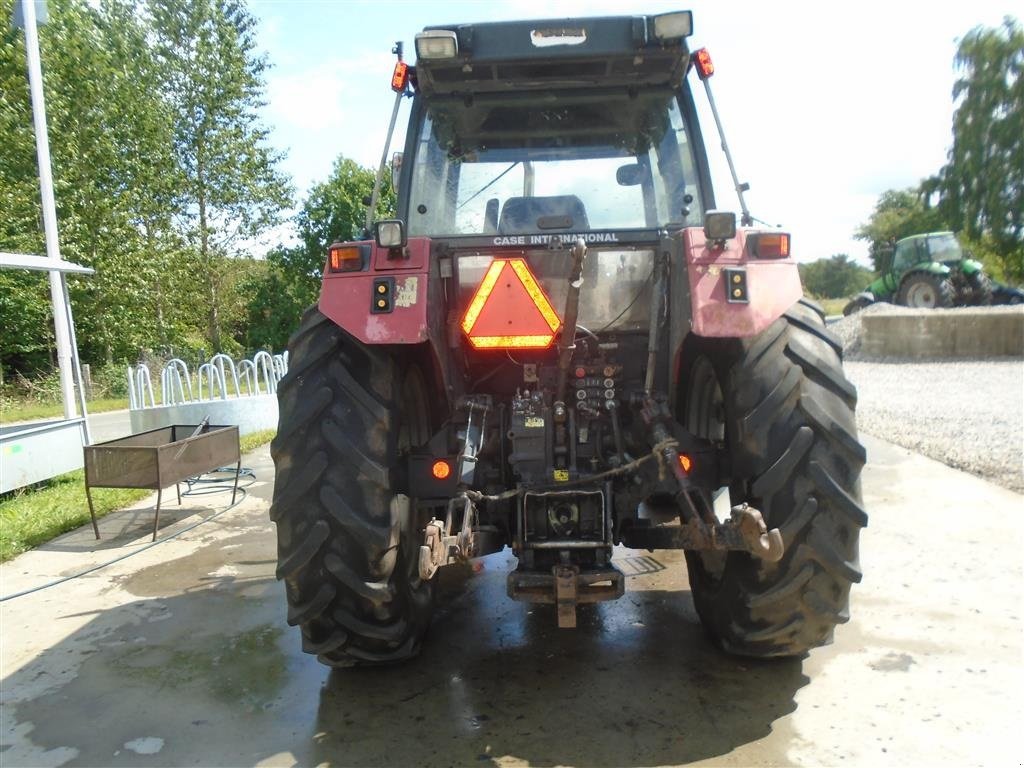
[456,162,520,210]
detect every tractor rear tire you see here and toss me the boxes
[966,272,993,306]
[898,271,954,308]
[270,307,435,666]
[680,298,867,657]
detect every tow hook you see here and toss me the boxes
[728,504,784,561]
[619,503,784,561]
[418,494,477,580]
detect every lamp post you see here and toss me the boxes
[18,0,77,419]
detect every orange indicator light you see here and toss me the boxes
[431,460,451,480]
[692,48,715,80]
[328,245,362,272]
[751,232,791,259]
[678,454,693,474]
[391,61,409,92]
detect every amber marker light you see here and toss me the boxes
[750,232,791,259]
[391,61,409,92]
[432,460,451,480]
[692,48,715,80]
[678,454,693,474]
[328,244,362,273]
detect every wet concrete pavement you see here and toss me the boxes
[1,434,1021,767]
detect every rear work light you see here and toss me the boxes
[651,11,693,40]
[328,243,364,273]
[692,48,714,79]
[461,258,562,349]
[415,30,458,60]
[749,232,791,259]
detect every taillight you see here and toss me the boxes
[461,258,561,349]
[749,233,791,259]
[327,244,365,273]
[431,460,451,480]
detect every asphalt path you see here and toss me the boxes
[84,408,132,444]
[1,435,1021,767]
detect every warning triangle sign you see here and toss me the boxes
[461,258,562,349]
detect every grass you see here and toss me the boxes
[240,429,276,454]
[0,471,149,562]
[3,372,271,424]
[2,397,128,423]
[815,297,849,316]
[0,428,276,563]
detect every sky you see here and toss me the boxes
[248,0,1015,265]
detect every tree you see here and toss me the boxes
[855,189,946,273]
[930,17,1023,281]
[799,254,874,299]
[0,0,183,366]
[147,0,292,351]
[244,156,394,351]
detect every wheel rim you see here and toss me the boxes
[398,366,434,592]
[684,356,729,580]
[399,366,431,451]
[905,281,936,308]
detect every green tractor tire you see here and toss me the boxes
[898,272,954,309]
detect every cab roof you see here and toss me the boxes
[414,13,693,97]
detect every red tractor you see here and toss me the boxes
[270,11,866,667]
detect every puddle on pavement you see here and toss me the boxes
[7,548,807,767]
[113,524,276,598]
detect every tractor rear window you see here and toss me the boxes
[406,90,704,237]
[457,249,654,332]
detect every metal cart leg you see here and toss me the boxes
[86,484,100,539]
[231,459,241,505]
[152,487,163,542]
[176,482,181,505]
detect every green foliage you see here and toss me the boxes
[1,0,294,384]
[147,0,293,351]
[959,233,1014,284]
[930,17,1024,281]
[0,271,52,376]
[241,248,309,351]
[244,156,395,351]
[0,469,149,561]
[799,254,874,299]
[854,189,946,273]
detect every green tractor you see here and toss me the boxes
[844,232,992,314]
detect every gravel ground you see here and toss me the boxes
[833,305,1024,493]
[845,359,1023,493]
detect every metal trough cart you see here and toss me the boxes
[83,424,240,541]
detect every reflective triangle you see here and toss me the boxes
[462,259,561,348]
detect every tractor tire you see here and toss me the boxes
[966,272,993,306]
[897,271,954,308]
[270,307,435,667]
[680,298,867,657]
[842,293,874,316]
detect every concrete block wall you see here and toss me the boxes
[129,395,279,436]
[861,308,1024,359]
